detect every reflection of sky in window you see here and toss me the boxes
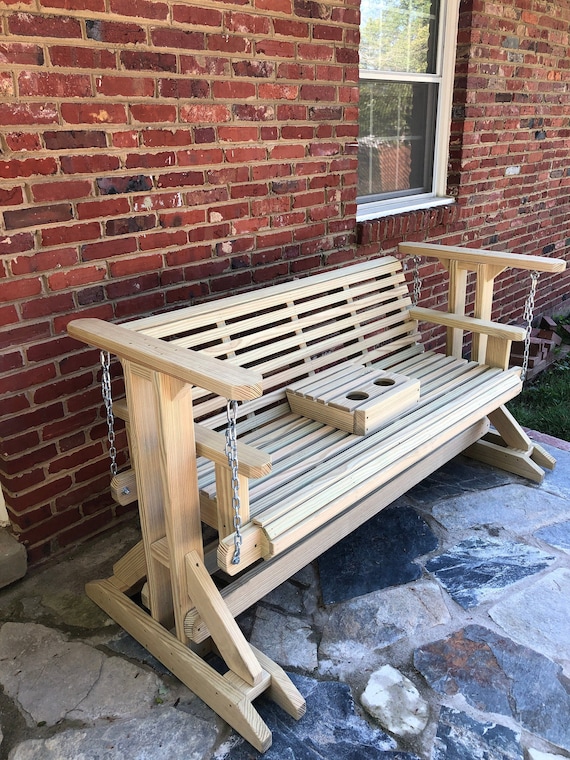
[359,0,437,74]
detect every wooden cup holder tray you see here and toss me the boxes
[286,363,420,435]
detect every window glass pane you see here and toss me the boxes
[357,80,438,199]
[360,0,439,75]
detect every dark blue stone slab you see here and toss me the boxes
[406,456,513,506]
[433,707,523,760]
[535,519,570,552]
[425,538,555,608]
[317,505,438,605]
[224,674,420,760]
[414,625,570,751]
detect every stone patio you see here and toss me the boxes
[1,437,569,760]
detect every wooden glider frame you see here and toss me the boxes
[67,243,565,751]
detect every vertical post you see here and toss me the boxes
[446,259,468,358]
[123,361,203,643]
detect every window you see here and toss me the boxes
[357,0,459,220]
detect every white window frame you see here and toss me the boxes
[357,0,460,221]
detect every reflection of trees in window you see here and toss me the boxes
[360,0,437,75]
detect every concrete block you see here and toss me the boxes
[0,529,27,589]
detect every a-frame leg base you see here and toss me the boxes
[86,577,305,752]
[464,405,556,484]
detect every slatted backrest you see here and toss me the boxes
[127,257,419,427]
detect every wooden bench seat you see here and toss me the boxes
[67,244,565,753]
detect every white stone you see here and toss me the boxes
[528,749,566,760]
[361,665,429,737]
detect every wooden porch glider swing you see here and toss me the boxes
[68,242,565,752]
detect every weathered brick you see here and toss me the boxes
[0,186,24,206]
[19,72,92,98]
[105,215,156,236]
[4,204,73,231]
[158,78,210,99]
[95,75,155,98]
[61,102,128,124]
[8,12,81,39]
[0,157,57,180]
[0,103,58,126]
[86,19,146,44]
[97,174,153,195]
[109,0,168,20]
[77,197,130,219]
[49,45,116,70]
[81,237,137,262]
[41,222,101,247]
[0,41,44,66]
[181,104,231,123]
[48,265,107,291]
[60,154,120,174]
[121,50,176,72]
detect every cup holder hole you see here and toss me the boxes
[374,378,396,387]
[346,391,369,401]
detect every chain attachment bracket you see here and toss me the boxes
[225,399,242,565]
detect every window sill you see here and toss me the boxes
[356,195,455,222]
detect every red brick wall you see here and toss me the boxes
[1,0,569,563]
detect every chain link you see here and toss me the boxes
[412,255,422,306]
[521,271,540,383]
[100,350,118,477]
[225,399,242,565]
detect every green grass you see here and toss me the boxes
[507,349,570,441]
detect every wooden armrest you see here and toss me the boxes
[409,307,526,342]
[68,318,262,402]
[399,242,566,273]
[194,425,271,479]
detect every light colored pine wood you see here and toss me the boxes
[108,540,146,592]
[409,307,526,342]
[68,318,263,402]
[111,470,137,506]
[530,442,556,470]
[447,258,468,358]
[185,550,264,687]
[399,242,567,273]
[86,578,272,753]
[488,405,532,450]
[465,440,545,483]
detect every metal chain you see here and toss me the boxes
[225,399,242,565]
[412,255,422,306]
[100,350,118,477]
[521,271,540,383]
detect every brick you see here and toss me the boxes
[76,197,130,219]
[86,19,145,44]
[49,45,116,70]
[0,103,58,126]
[19,71,92,98]
[180,104,231,123]
[151,27,205,51]
[0,42,44,66]
[109,253,163,277]
[95,76,155,98]
[132,191,184,211]
[44,130,107,150]
[130,104,178,126]
[159,209,205,228]
[218,126,258,142]
[0,351,23,373]
[97,175,153,195]
[0,157,58,180]
[226,12,271,34]
[4,204,73,231]
[109,0,169,19]
[0,363,56,395]
[156,171,204,189]
[125,151,176,169]
[81,237,137,262]
[0,186,24,206]
[9,12,82,39]
[47,265,107,291]
[213,80,256,99]
[233,59,275,78]
[60,154,121,174]
[121,50,176,72]
[31,180,92,203]
[61,103,128,124]
[5,133,42,152]
[138,229,188,251]
[42,0,104,9]
[176,148,224,166]
[158,78,210,99]
[255,39,296,58]
[173,4,223,26]
[41,222,101,247]
[180,55,229,76]
[274,18,309,37]
[104,215,156,236]
[141,129,193,147]
[0,276,42,303]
